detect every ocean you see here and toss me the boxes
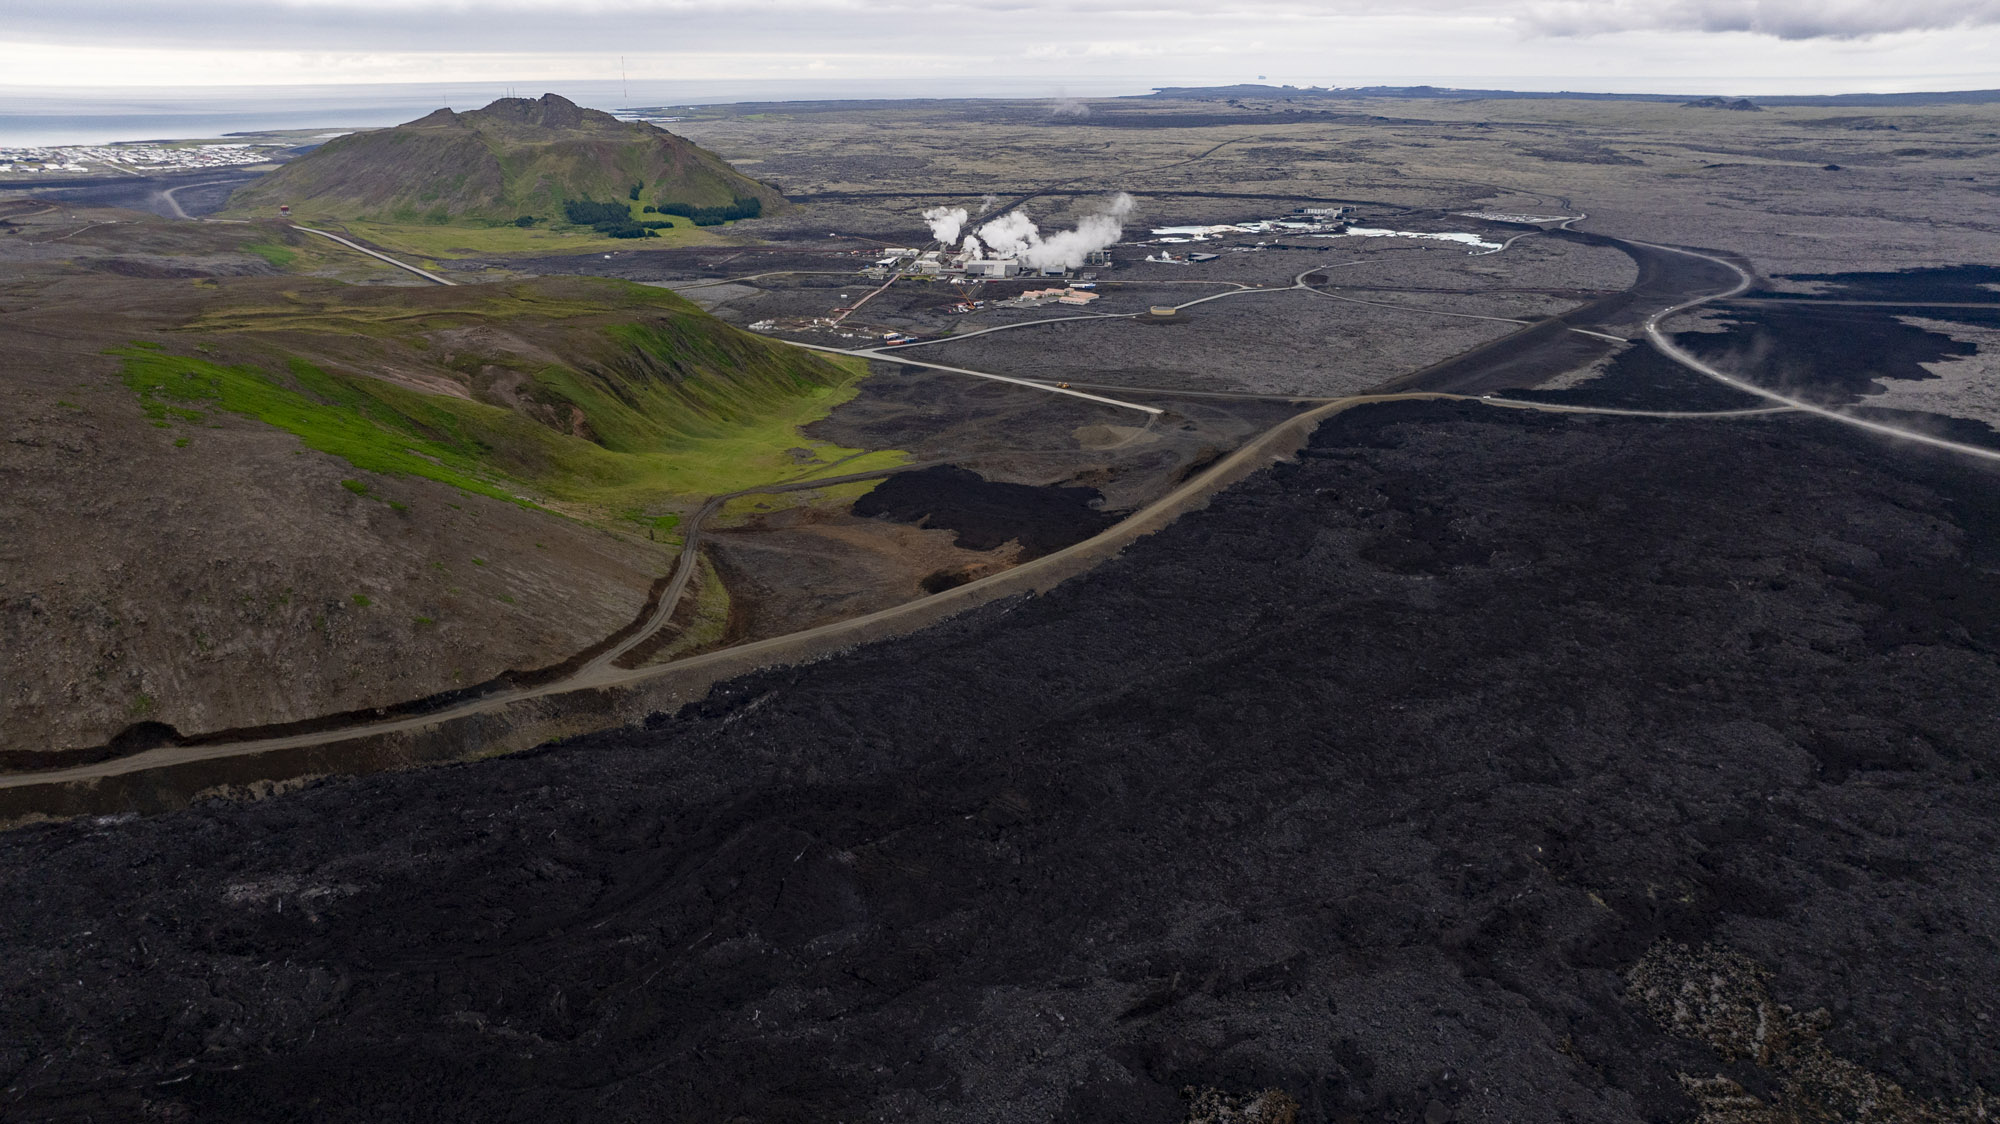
[0,78,1154,148]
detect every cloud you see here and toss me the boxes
[1522,0,2000,39]
[1,0,1997,92]
[5,0,1998,54]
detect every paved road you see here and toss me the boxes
[1724,298,2000,310]
[0,391,1449,791]
[0,384,1803,793]
[791,341,1164,416]
[23,219,1984,796]
[1481,399,1794,420]
[294,226,458,285]
[878,233,1633,368]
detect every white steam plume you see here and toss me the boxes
[967,193,1135,270]
[975,210,1039,258]
[923,205,968,246]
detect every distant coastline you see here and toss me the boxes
[7,78,1998,149]
[0,78,1149,147]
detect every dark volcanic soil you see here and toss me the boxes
[1685,305,1979,401]
[4,402,1999,1122]
[1758,264,2000,304]
[1500,338,1771,412]
[1673,301,2000,451]
[853,464,1118,557]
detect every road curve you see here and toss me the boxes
[12,220,1960,800]
[0,391,1460,792]
[1631,240,2000,464]
[159,179,237,221]
[0,385,1806,795]
[575,461,944,679]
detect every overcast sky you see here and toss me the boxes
[4,0,1999,93]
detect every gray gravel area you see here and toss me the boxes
[1864,316,2000,431]
[1311,287,1579,322]
[917,289,1517,396]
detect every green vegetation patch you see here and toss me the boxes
[112,291,903,519]
[562,199,671,239]
[652,196,762,227]
[114,346,530,506]
[243,240,298,268]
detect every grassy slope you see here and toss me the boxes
[333,216,719,260]
[120,277,902,524]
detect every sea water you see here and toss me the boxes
[0,78,1151,148]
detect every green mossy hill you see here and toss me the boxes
[123,276,890,509]
[226,93,782,227]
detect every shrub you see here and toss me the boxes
[563,198,661,239]
[656,196,763,226]
[562,199,633,227]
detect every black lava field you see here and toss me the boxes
[853,464,1119,557]
[4,401,1999,1122]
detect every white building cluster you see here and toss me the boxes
[864,246,1112,281]
[0,143,282,176]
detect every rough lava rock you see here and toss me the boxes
[2,401,1997,1122]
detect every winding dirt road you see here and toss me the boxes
[11,218,1989,804]
[159,179,238,221]
[575,461,951,680]
[1632,240,2000,464]
[0,386,1797,797]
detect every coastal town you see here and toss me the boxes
[0,141,287,177]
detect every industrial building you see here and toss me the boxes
[865,248,1027,280]
[996,285,1102,309]
[861,234,1119,282]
